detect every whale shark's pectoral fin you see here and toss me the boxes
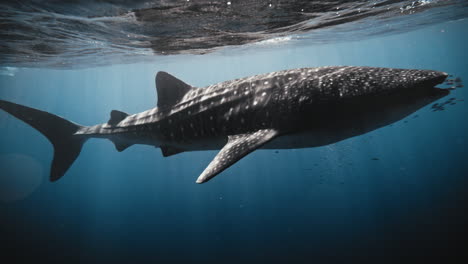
[196,129,279,184]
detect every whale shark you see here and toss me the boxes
[0,66,449,183]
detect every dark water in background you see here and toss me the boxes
[1,0,468,263]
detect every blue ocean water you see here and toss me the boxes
[1,3,468,263]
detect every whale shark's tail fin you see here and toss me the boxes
[0,100,87,181]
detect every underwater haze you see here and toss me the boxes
[1,0,468,263]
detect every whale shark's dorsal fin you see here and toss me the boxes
[196,129,279,184]
[156,71,193,108]
[108,110,128,126]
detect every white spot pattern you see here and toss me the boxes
[76,66,447,184]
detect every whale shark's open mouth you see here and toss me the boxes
[413,70,451,100]
[423,71,464,100]
[429,72,449,86]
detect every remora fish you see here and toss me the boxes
[0,66,449,183]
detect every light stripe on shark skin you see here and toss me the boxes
[0,66,450,183]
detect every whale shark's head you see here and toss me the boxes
[409,70,448,89]
[342,70,450,129]
[386,69,450,108]
[299,67,449,103]
[370,69,450,114]
[359,68,449,95]
[344,68,450,103]
[300,68,451,132]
